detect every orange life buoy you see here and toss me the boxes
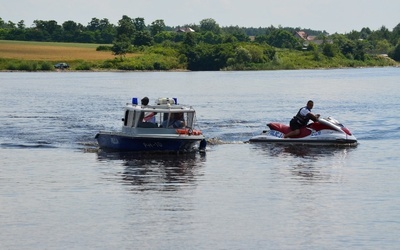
[192,130,202,135]
[176,129,188,134]
[175,128,202,135]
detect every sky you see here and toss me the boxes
[1,0,399,34]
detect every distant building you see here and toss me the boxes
[295,30,330,47]
[175,27,195,33]
[295,31,315,41]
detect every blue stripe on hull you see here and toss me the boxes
[96,134,200,152]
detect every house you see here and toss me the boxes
[295,30,329,47]
[295,31,315,41]
[175,27,195,33]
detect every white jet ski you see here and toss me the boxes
[249,116,357,146]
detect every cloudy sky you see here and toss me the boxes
[1,0,399,34]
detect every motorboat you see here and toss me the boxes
[95,97,207,153]
[249,116,357,146]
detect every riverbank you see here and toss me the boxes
[1,40,398,71]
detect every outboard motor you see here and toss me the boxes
[199,139,207,152]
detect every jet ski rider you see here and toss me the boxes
[284,100,320,138]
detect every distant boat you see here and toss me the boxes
[95,97,206,153]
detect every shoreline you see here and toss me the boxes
[1,65,398,73]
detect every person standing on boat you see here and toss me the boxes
[140,97,156,123]
[284,100,320,138]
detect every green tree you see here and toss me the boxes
[254,34,268,44]
[368,26,390,42]
[223,26,250,42]
[99,18,111,29]
[222,34,238,43]
[379,26,391,40]
[200,31,221,44]
[62,20,80,42]
[98,18,116,43]
[24,27,46,41]
[87,18,100,31]
[5,27,25,40]
[184,43,235,71]
[331,33,369,59]
[116,15,135,41]
[133,17,146,32]
[199,18,221,34]
[150,19,165,37]
[154,31,174,43]
[346,30,361,40]
[17,20,25,29]
[133,30,153,46]
[375,40,392,54]
[353,40,366,60]
[76,31,95,43]
[234,46,252,64]
[45,20,62,35]
[390,43,400,61]
[6,21,16,29]
[174,32,185,43]
[33,20,62,41]
[244,44,269,63]
[183,32,197,46]
[307,43,318,51]
[322,43,335,57]
[339,38,356,57]
[112,34,132,58]
[360,27,371,39]
[391,23,400,45]
[266,29,300,49]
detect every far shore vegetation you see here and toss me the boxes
[1,17,399,71]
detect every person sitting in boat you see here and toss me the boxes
[161,113,185,128]
[140,96,156,123]
[284,100,320,138]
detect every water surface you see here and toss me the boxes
[1,68,400,249]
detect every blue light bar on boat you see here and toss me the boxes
[132,97,138,105]
[173,98,178,104]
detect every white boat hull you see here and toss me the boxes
[250,129,357,146]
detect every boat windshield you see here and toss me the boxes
[134,111,195,129]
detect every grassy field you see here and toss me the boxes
[0,40,116,61]
[0,40,185,71]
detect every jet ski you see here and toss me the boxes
[249,116,357,146]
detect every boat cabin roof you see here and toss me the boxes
[126,103,196,113]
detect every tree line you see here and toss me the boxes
[0,16,328,44]
[1,16,400,70]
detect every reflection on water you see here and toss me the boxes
[97,151,206,191]
[250,143,357,183]
[251,143,357,158]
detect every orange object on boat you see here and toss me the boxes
[176,128,202,135]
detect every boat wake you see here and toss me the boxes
[206,137,245,145]
[1,141,56,149]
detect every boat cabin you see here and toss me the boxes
[122,98,197,130]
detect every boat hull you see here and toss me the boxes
[249,117,358,146]
[95,132,204,152]
[249,129,358,146]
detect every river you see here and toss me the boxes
[1,68,400,249]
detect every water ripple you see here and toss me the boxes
[1,141,56,149]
